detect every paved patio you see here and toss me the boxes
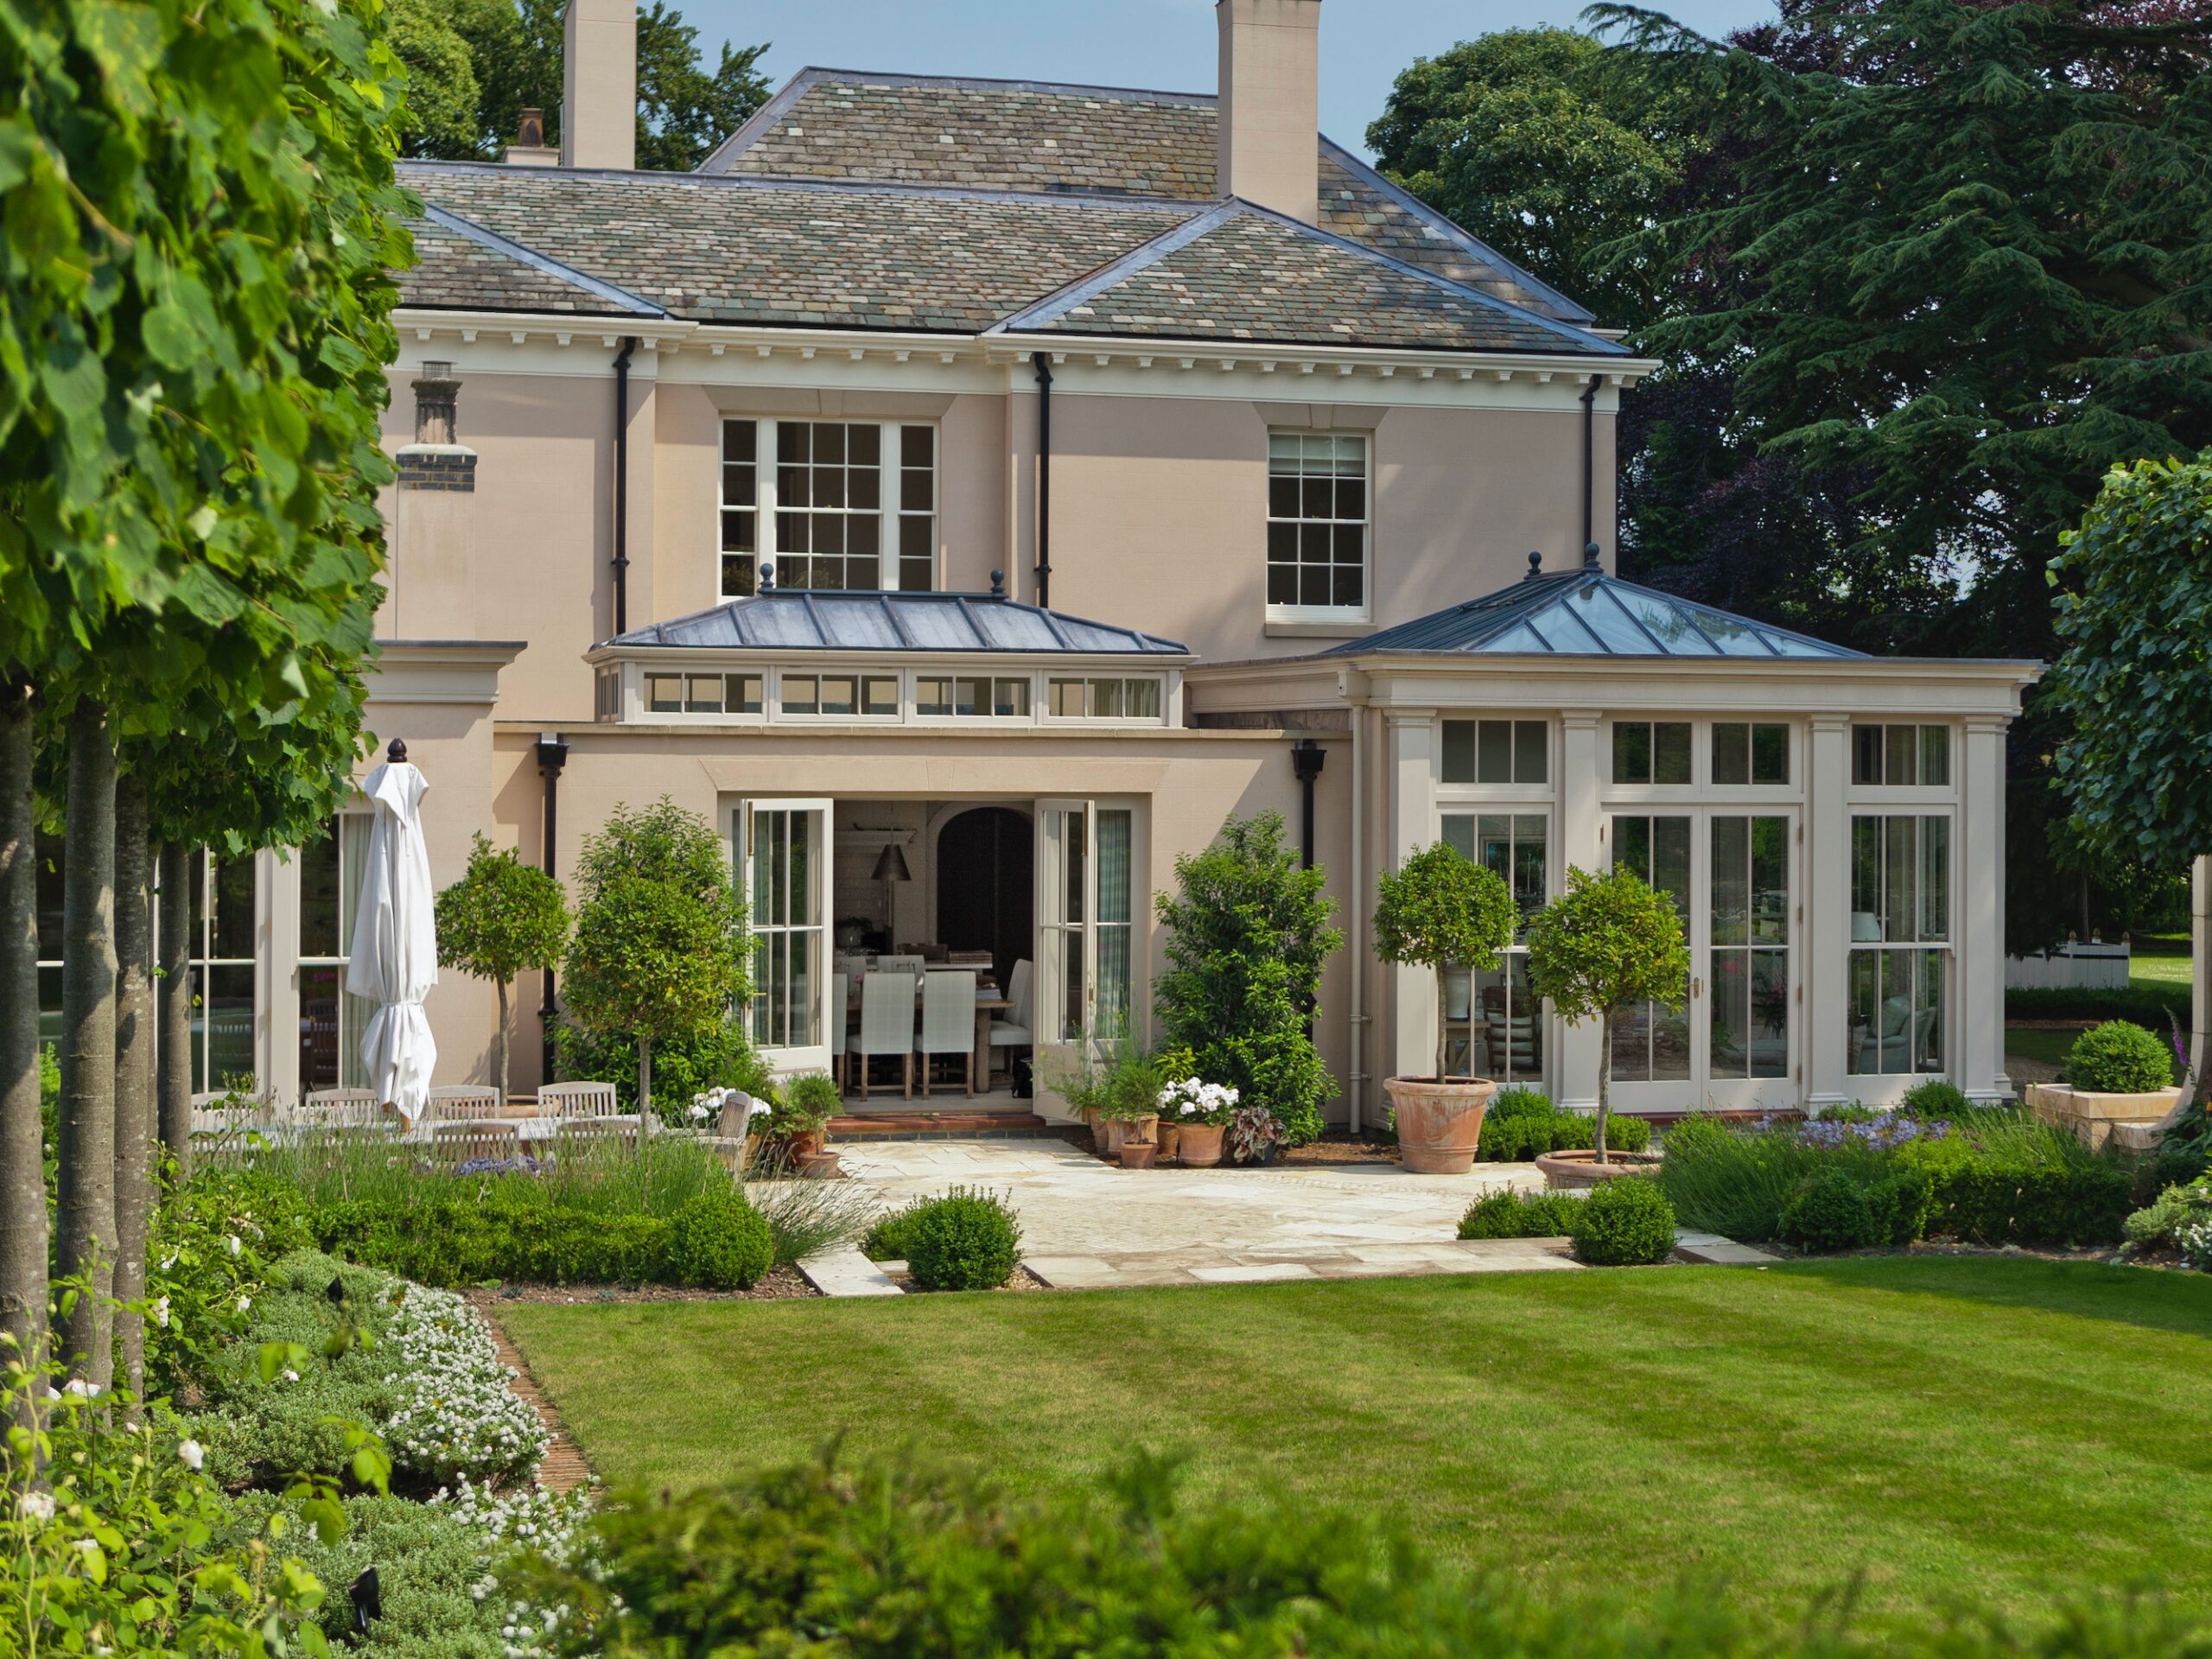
[835,1137,1577,1288]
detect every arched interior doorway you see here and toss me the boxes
[934,807,1033,992]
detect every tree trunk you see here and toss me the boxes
[0,687,47,1383]
[58,699,118,1388]
[1434,964,1451,1082]
[636,1035,652,1149]
[495,977,510,1108]
[1594,1010,1611,1166]
[156,841,194,1177]
[112,777,153,1401]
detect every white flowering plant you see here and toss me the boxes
[143,1160,315,1397]
[381,1284,550,1489]
[1155,1076,1240,1128]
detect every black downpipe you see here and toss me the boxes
[612,337,637,634]
[1032,351,1053,609]
[1291,739,1325,870]
[536,733,570,1088]
[1580,372,1602,567]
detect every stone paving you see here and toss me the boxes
[834,1138,1577,1289]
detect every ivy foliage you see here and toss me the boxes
[2046,453,2212,870]
[562,798,749,1119]
[1153,812,1341,1146]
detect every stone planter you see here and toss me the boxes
[1382,1077,1497,1174]
[1179,1122,1225,1168]
[2026,1082,2185,1150]
[1536,1147,1662,1190]
[1119,1141,1157,1170]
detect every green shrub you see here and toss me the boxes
[1895,1126,2134,1247]
[670,1185,773,1289]
[1779,1166,1879,1252]
[2006,983,2188,1026]
[1549,1111,1652,1154]
[2066,1020,2174,1094]
[903,1187,1023,1291]
[1457,1188,1582,1238]
[1489,1087,1554,1120]
[554,1012,772,1124]
[1570,1176,1676,1266]
[1477,1094,1650,1161]
[775,1071,843,1136]
[1477,1109,1550,1162]
[1899,1079,1971,1119]
[315,1194,676,1287]
[862,1196,929,1262]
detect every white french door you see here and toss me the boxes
[1034,799,1135,1061]
[737,798,834,1076]
[1607,809,1796,1113]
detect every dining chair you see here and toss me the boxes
[878,954,926,978]
[427,1084,501,1123]
[536,1080,621,1119]
[303,1087,383,1130]
[430,1119,521,1165]
[847,971,917,1100]
[988,958,1034,1084]
[917,969,977,1098]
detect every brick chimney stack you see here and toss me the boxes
[1216,0,1322,223]
[562,0,637,169]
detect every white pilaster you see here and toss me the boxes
[1555,709,1603,1110]
[1387,710,1435,1082]
[1958,716,2010,1102]
[261,848,300,1109]
[1805,715,1851,1111]
[2195,857,2210,1091]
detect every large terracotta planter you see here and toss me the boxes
[1382,1077,1497,1174]
[1179,1122,1225,1168]
[1536,1147,1662,1190]
[1119,1141,1157,1170]
[1096,1118,1127,1160]
[1156,1122,1183,1163]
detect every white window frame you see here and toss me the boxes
[296,811,374,1094]
[1265,429,1371,623]
[739,798,835,1074]
[719,416,939,599]
[1847,810,1954,1079]
[1441,809,1552,1089]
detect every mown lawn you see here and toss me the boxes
[501,1258,2212,1624]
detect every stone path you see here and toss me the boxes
[836,1138,1572,1290]
[798,1246,903,1297]
[1674,1230,1783,1266]
[471,1296,594,1495]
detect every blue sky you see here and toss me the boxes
[681,0,1778,159]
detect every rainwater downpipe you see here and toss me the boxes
[612,337,637,634]
[1345,679,1370,1135]
[536,732,569,1089]
[1032,351,1053,609]
[1580,372,1602,565]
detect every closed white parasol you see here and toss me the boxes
[346,739,439,1127]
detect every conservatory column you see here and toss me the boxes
[262,846,298,1109]
[1958,715,2011,1103]
[1387,710,1437,1084]
[1805,715,1851,1112]
[1555,709,1602,1112]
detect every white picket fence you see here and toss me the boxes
[2005,943,2131,991]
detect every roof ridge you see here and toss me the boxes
[988,201,1243,334]
[418,204,667,317]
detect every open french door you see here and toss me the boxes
[735,798,834,1077]
[1033,799,1135,1068]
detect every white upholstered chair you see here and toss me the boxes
[988,958,1033,1084]
[847,971,917,1100]
[917,969,977,1098]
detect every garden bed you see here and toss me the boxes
[468,1264,822,1306]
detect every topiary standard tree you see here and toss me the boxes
[1371,842,1519,1085]
[562,799,748,1127]
[1523,865,1691,1164]
[1154,811,1341,1146]
[436,833,569,1107]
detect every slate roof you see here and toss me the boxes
[702,69,1595,324]
[404,206,664,317]
[999,203,1603,355]
[604,590,1191,656]
[1330,564,1863,659]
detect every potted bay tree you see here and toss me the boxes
[1523,865,1689,1185]
[1371,842,1519,1173]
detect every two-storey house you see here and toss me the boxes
[185,0,2033,1122]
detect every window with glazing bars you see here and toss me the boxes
[720,418,938,597]
[1267,433,1368,612]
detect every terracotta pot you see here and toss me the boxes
[1119,1141,1157,1170]
[1155,1122,1183,1162]
[785,1129,823,1160]
[798,1150,842,1179]
[1535,1147,1662,1190]
[1128,1113,1159,1146]
[1382,1076,1498,1175]
[1097,1117,1128,1160]
[1179,1122,1225,1168]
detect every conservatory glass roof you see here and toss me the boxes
[1332,566,1862,659]
[606,589,1189,656]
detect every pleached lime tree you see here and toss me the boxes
[437,833,570,1106]
[1524,866,1691,1163]
[563,800,750,1126]
[0,0,409,1381]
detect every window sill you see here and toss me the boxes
[1264,619,1376,640]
